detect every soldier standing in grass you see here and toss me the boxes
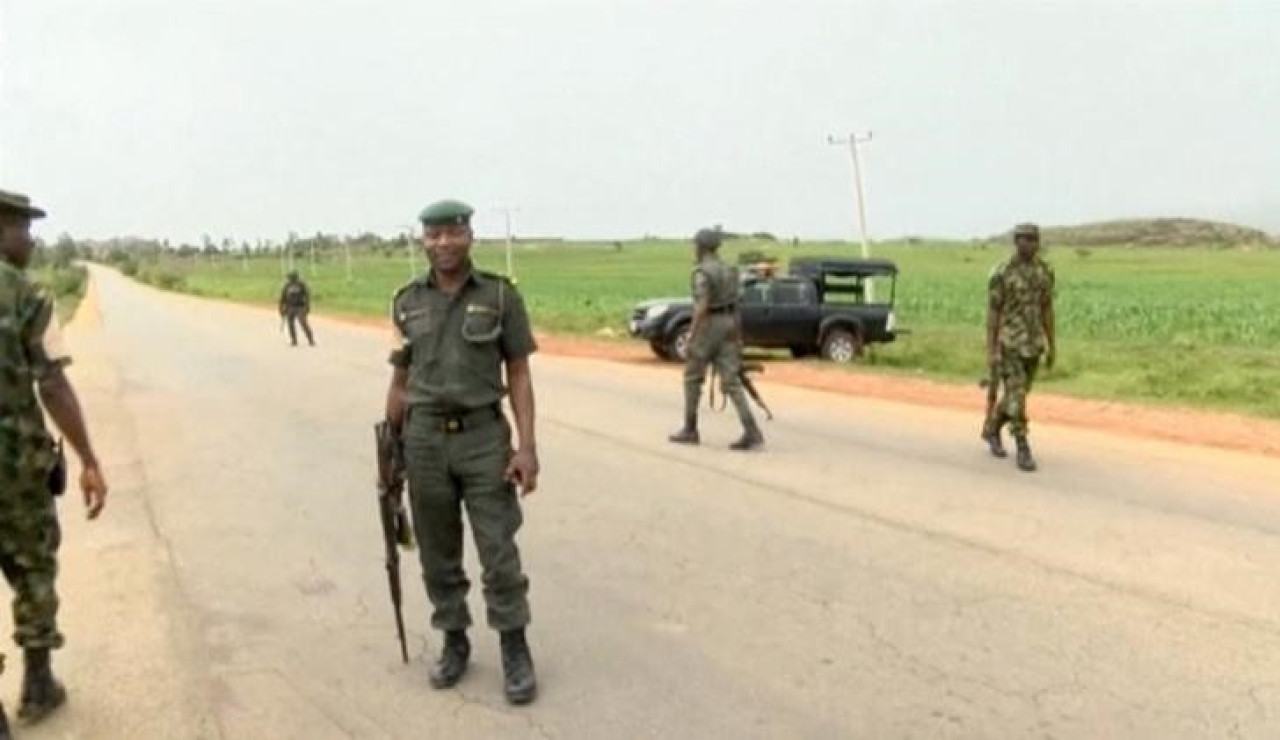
[0,189,108,736]
[982,222,1057,471]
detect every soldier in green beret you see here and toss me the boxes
[982,222,1057,471]
[383,198,541,704]
[0,189,108,734]
[668,227,764,450]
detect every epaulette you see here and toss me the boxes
[476,269,514,285]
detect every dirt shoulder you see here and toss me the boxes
[117,280,1280,460]
[529,332,1280,460]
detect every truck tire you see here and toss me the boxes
[820,327,862,363]
[666,323,692,363]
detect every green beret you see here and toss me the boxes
[0,189,47,219]
[1013,223,1040,237]
[419,199,474,227]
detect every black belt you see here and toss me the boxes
[708,303,737,314]
[411,404,501,433]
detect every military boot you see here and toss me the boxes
[728,421,764,451]
[982,425,1007,458]
[668,416,700,445]
[428,630,470,689]
[18,648,66,724]
[1015,436,1037,472]
[0,701,12,740]
[499,629,537,705]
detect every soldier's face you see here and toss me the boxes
[1015,234,1039,259]
[0,216,35,268]
[424,224,472,274]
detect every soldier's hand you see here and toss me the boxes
[505,449,539,496]
[81,464,108,519]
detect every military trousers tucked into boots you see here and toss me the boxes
[404,404,530,633]
[683,314,757,430]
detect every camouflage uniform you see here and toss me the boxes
[984,255,1055,439]
[389,266,536,635]
[0,262,68,663]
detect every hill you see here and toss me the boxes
[988,218,1277,248]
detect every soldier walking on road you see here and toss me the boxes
[668,227,764,450]
[982,222,1057,471]
[383,199,541,705]
[0,190,108,736]
[278,269,315,346]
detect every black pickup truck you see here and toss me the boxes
[627,257,901,363]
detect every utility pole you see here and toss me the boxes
[398,224,418,278]
[827,130,874,301]
[493,206,520,281]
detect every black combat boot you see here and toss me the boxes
[668,416,700,445]
[982,424,1007,458]
[500,629,537,705]
[0,701,12,740]
[728,421,764,451]
[18,648,66,724]
[1015,436,1037,472]
[428,630,470,689]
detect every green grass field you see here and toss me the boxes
[123,239,1280,419]
[30,263,89,324]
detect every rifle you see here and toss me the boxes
[374,420,416,663]
[979,361,1000,427]
[709,359,774,421]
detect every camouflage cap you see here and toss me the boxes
[694,227,722,250]
[1013,223,1040,238]
[0,189,47,219]
[418,199,474,227]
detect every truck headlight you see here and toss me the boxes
[886,311,896,332]
[644,304,669,320]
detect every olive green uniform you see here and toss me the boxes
[683,254,758,431]
[0,262,68,662]
[984,256,1055,438]
[278,276,314,346]
[389,266,536,633]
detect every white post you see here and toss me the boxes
[828,130,875,301]
[344,241,353,283]
[504,209,514,279]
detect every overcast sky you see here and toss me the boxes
[2,0,1277,244]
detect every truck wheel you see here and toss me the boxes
[649,339,671,361]
[667,324,692,363]
[821,328,862,363]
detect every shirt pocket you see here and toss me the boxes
[399,307,435,340]
[461,302,503,344]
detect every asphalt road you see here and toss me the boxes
[7,266,1280,739]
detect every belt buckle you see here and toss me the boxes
[444,418,462,433]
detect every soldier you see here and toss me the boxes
[383,199,540,705]
[982,222,1057,471]
[668,227,764,450]
[0,189,108,735]
[278,269,315,346]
